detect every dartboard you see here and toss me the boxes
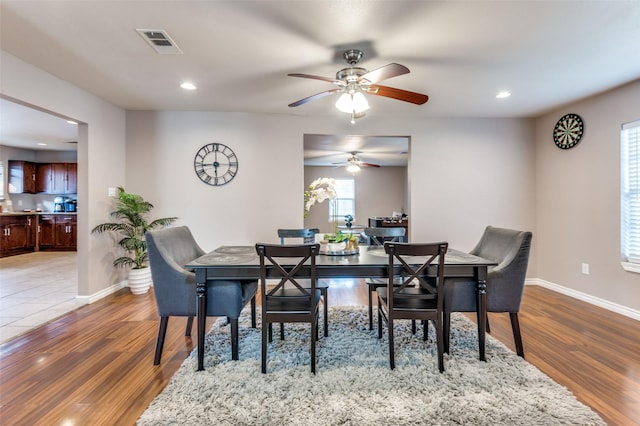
[553,113,584,149]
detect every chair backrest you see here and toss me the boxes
[255,243,320,306]
[470,226,532,312]
[384,242,448,308]
[277,228,320,245]
[146,226,205,316]
[364,227,406,246]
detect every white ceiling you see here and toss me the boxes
[1,1,639,158]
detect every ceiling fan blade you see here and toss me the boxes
[288,73,344,85]
[359,63,410,84]
[359,162,381,168]
[368,85,429,105]
[288,88,341,107]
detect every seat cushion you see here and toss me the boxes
[266,288,322,312]
[376,287,438,311]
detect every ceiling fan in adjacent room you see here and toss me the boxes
[288,49,429,123]
[333,151,381,172]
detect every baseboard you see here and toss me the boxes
[76,280,127,304]
[526,278,640,321]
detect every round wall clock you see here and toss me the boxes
[193,143,238,186]
[553,113,584,149]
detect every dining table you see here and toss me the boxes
[185,245,497,371]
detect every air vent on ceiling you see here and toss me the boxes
[136,29,183,54]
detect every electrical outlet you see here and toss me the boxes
[581,263,590,275]
[108,187,117,197]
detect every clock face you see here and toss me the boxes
[194,143,238,186]
[553,113,584,149]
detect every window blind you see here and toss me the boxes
[621,120,640,264]
[329,178,355,221]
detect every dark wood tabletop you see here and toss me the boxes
[186,245,497,371]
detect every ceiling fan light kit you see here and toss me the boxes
[288,49,428,123]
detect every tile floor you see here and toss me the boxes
[0,251,83,344]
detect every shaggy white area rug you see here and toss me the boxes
[139,306,604,425]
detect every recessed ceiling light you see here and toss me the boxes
[37,143,47,146]
[180,82,197,90]
[66,120,77,124]
[496,91,511,99]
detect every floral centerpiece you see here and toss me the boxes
[304,177,337,218]
[304,178,358,250]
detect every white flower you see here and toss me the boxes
[304,177,337,217]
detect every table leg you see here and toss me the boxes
[196,270,207,371]
[476,266,487,362]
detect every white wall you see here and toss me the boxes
[304,165,408,234]
[125,111,537,275]
[1,50,127,297]
[536,80,640,313]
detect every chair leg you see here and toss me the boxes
[510,312,525,358]
[423,319,429,341]
[230,318,239,360]
[280,323,285,340]
[311,314,317,374]
[185,316,194,336]
[443,312,451,354]
[262,320,268,374]
[436,317,444,373]
[322,288,329,337]
[377,303,383,339]
[268,323,273,343]
[486,314,491,334]
[368,286,374,330]
[154,316,169,365]
[388,317,395,370]
[251,297,256,329]
[412,319,416,335]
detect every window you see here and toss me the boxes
[621,119,640,272]
[329,178,355,222]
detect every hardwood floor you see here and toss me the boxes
[0,282,638,425]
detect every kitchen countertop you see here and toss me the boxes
[0,211,77,216]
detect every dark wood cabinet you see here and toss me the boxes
[64,163,77,194]
[54,215,77,250]
[38,215,56,249]
[0,214,76,257]
[0,215,36,257]
[36,163,54,193]
[38,214,76,251]
[8,161,36,194]
[36,163,77,194]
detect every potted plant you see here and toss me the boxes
[344,214,354,228]
[92,186,177,295]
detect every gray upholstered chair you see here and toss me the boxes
[277,228,329,337]
[147,226,257,365]
[363,227,407,330]
[443,226,532,358]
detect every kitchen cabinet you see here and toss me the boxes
[54,215,77,250]
[0,215,36,257]
[38,215,55,249]
[36,163,77,194]
[36,163,53,193]
[8,161,36,194]
[39,214,77,251]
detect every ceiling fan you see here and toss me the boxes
[333,151,381,172]
[288,49,429,122]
